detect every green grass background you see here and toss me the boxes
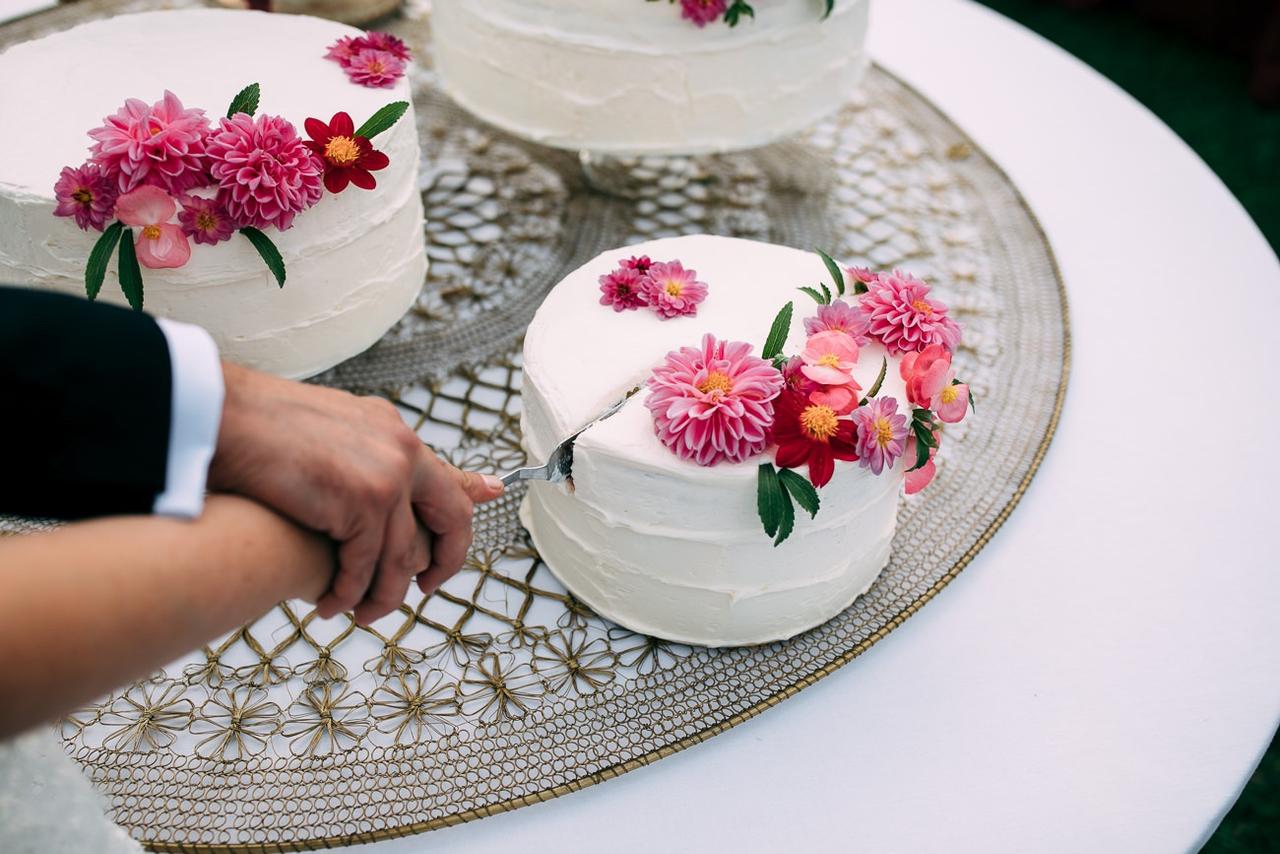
[974,2,1279,850]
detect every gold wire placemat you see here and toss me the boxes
[1,3,1069,850]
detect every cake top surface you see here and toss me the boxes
[0,9,411,194]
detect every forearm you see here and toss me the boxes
[0,495,334,738]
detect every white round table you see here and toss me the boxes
[350,0,1280,850]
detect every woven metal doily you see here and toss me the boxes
[1,3,1069,851]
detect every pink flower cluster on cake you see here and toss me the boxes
[598,255,709,319]
[324,32,410,88]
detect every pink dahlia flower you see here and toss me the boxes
[53,162,116,232]
[621,255,653,275]
[646,334,785,467]
[858,270,962,355]
[207,113,324,232]
[903,432,939,495]
[851,396,908,476]
[358,31,411,61]
[845,266,881,289]
[641,260,709,319]
[178,195,234,246]
[803,298,871,345]
[115,186,191,269]
[88,91,212,195]
[598,266,648,312]
[680,0,728,27]
[800,330,860,385]
[324,35,362,65]
[345,48,406,89]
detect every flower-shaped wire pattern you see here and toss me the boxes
[100,681,194,751]
[457,652,545,723]
[281,683,369,757]
[532,628,618,696]
[369,670,459,743]
[191,686,282,761]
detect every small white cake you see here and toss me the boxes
[0,10,426,379]
[431,0,870,155]
[520,235,910,647]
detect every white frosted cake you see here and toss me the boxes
[521,235,970,646]
[0,10,426,378]
[431,0,870,155]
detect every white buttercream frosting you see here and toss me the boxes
[0,10,426,379]
[431,0,870,155]
[520,235,907,647]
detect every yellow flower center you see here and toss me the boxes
[817,353,842,368]
[196,211,218,231]
[911,298,933,315]
[149,125,162,137]
[663,279,683,297]
[72,189,93,205]
[940,385,958,404]
[368,58,386,74]
[697,371,733,396]
[142,225,162,240]
[874,417,894,447]
[324,135,362,166]
[800,404,839,441]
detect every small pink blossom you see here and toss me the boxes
[858,269,962,355]
[804,298,872,344]
[621,255,653,275]
[359,31,411,61]
[206,112,324,231]
[115,186,190,269]
[899,344,952,408]
[324,35,362,65]
[680,0,727,27]
[933,381,970,424]
[845,266,881,288]
[646,334,785,467]
[178,195,234,246]
[344,48,406,89]
[903,432,939,495]
[800,330,861,385]
[641,260,709,319]
[598,266,648,312]
[851,396,908,476]
[88,91,212,195]
[783,352,861,415]
[53,162,116,232]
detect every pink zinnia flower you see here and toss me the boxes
[680,0,727,27]
[857,270,962,355]
[598,266,648,312]
[53,162,116,232]
[851,396,908,476]
[621,255,653,275]
[344,48,406,89]
[115,186,190,269]
[178,195,234,246]
[324,35,362,65]
[358,31,411,61]
[646,334,785,467]
[800,330,860,385]
[641,260,709,319]
[903,432,939,495]
[88,91,212,195]
[206,113,324,232]
[803,298,871,345]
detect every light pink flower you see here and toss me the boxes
[115,186,190,269]
[88,91,212,195]
[680,0,727,27]
[207,113,324,231]
[324,35,362,65]
[803,298,872,345]
[178,195,234,246]
[344,48,406,89]
[641,260,709,319]
[800,330,860,385]
[784,350,861,415]
[933,381,970,424]
[53,162,116,232]
[858,270,962,355]
[903,433,939,495]
[646,334,785,467]
[845,266,881,288]
[851,396,908,476]
[899,344,952,408]
[598,266,648,312]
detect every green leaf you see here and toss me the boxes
[954,378,977,412]
[762,301,793,360]
[907,427,932,472]
[778,468,820,518]
[355,101,409,139]
[823,0,835,20]
[725,0,755,26]
[820,282,832,303]
[85,221,123,300]
[116,228,144,310]
[774,491,796,547]
[241,227,286,287]
[852,281,869,295]
[859,356,888,405]
[226,83,260,118]
[797,285,827,305]
[757,463,786,538]
[815,248,845,296]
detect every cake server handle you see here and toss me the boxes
[496,386,639,487]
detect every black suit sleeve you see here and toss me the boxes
[0,286,172,519]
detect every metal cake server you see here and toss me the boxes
[500,389,636,486]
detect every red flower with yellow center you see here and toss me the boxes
[303,112,390,194]
[770,388,859,487]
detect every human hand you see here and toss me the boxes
[207,362,504,624]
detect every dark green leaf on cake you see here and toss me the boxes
[85,221,124,301]
[859,356,888,405]
[815,248,845,296]
[116,228,144,310]
[226,83,260,118]
[907,408,938,472]
[757,462,788,539]
[797,285,828,305]
[823,0,836,20]
[725,1,755,26]
[773,491,795,546]
[852,279,869,296]
[762,301,793,360]
[778,468,820,519]
[241,227,286,287]
[355,101,409,139]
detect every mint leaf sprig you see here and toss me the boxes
[725,0,755,26]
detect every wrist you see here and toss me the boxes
[207,360,254,493]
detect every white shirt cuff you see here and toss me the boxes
[152,318,224,518]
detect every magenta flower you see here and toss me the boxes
[803,298,871,345]
[88,91,212,195]
[324,35,361,65]
[646,334,785,467]
[680,0,728,27]
[206,113,324,232]
[344,48,406,89]
[903,432,939,495]
[178,195,234,246]
[800,330,861,386]
[53,162,116,232]
[598,266,648,312]
[115,186,191,269]
[641,260,709,319]
[851,396,908,476]
[857,270,962,355]
[358,31,411,61]
[621,255,653,275]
